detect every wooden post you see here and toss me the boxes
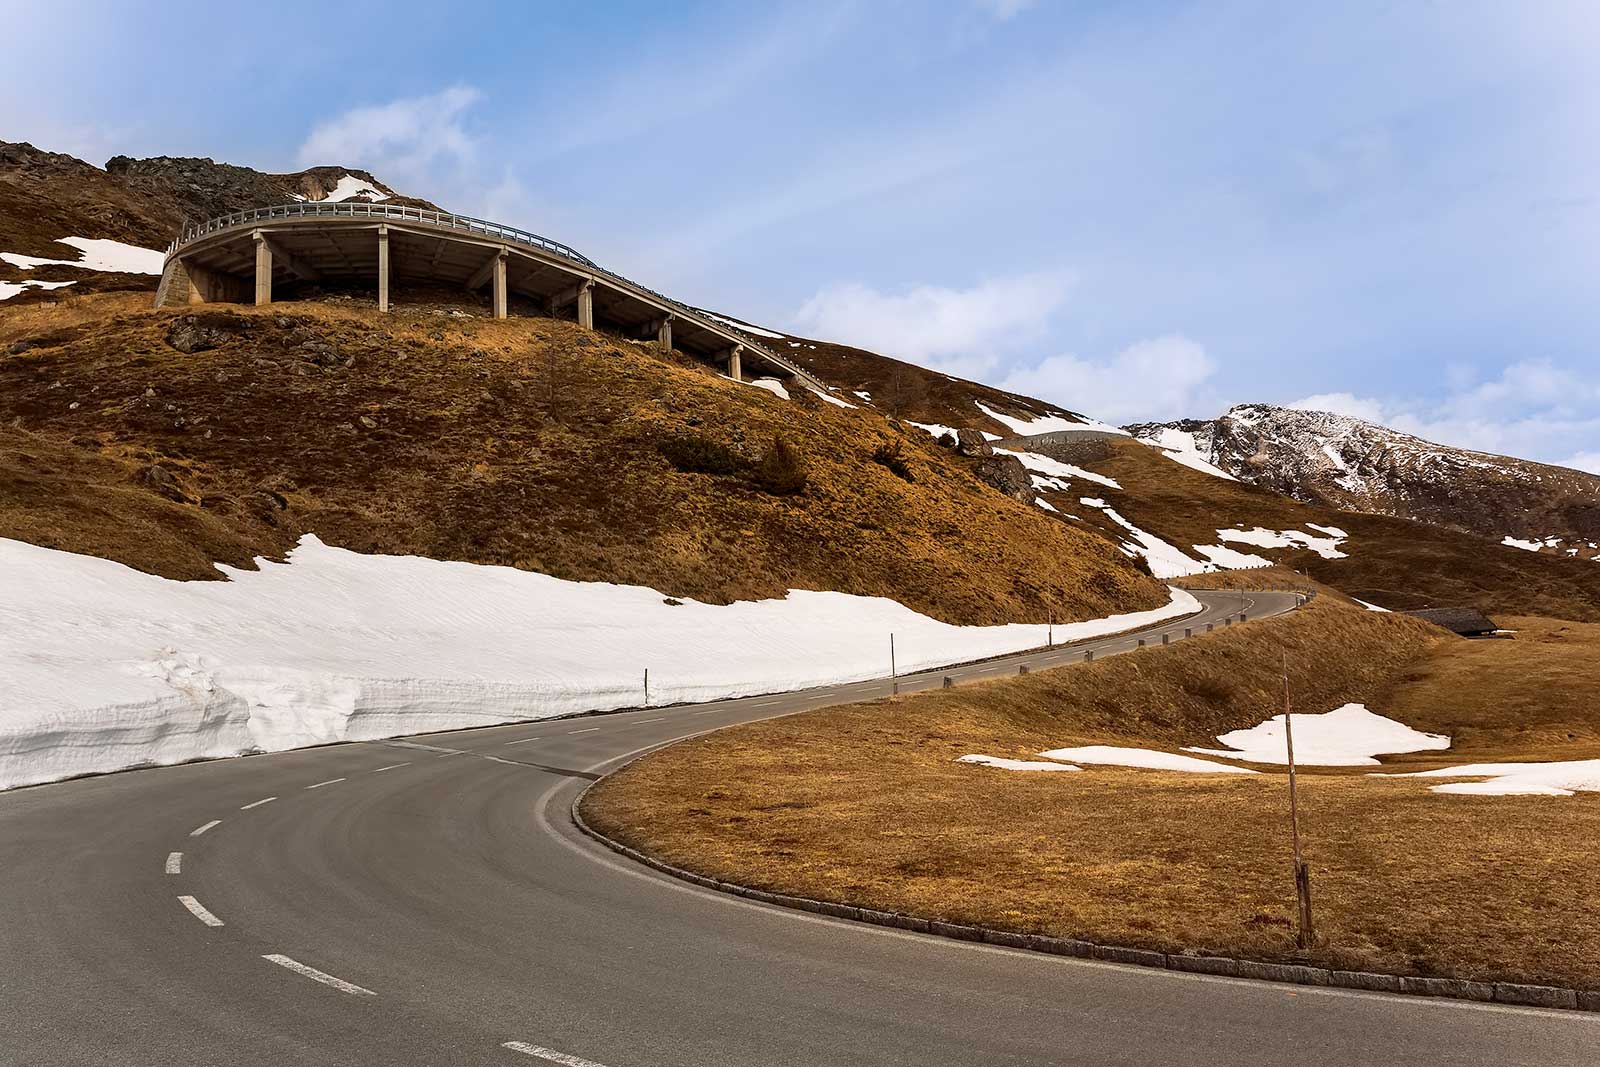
[1283,651,1315,949]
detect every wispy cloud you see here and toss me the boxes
[1290,360,1600,470]
[297,86,482,180]
[791,272,1073,378]
[997,335,1219,424]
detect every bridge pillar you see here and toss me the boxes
[377,226,390,312]
[252,231,272,306]
[493,253,508,320]
[726,344,743,381]
[576,280,595,330]
[656,314,673,349]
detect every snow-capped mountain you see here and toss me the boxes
[1127,404,1600,560]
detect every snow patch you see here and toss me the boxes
[1079,498,1213,579]
[1192,544,1273,569]
[1135,427,1237,481]
[1036,745,1258,774]
[1185,703,1450,766]
[956,754,1080,772]
[1217,526,1348,559]
[747,377,791,400]
[0,280,76,302]
[1386,759,1600,796]
[909,420,958,441]
[1354,598,1391,613]
[807,387,855,409]
[974,401,1129,438]
[320,176,389,203]
[0,537,1203,791]
[1,236,165,275]
[996,448,1121,490]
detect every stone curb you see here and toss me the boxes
[571,786,1598,1013]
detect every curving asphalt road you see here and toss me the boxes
[1,590,1593,1066]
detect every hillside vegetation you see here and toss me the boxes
[0,293,1165,626]
[1061,438,1600,622]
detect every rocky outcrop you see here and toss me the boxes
[974,454,1035,505]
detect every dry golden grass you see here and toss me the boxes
[585,594,1600,988]
[0,294,1163,625]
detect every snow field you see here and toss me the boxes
[0,536,1202,791]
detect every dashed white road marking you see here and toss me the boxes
[164,852,182,875]
[751,699,783,706]
[635,717,664,723]
[306,778,346,790]
[189,820,221,837]
[502,1043,611,1066]
[371,763,410,773]
[502,737,541,746]
[178,895,224,927]
[261,954,376,996]
[240,796,277,810]
[566,727,600,734]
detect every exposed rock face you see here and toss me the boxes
[1128,404,1600,560]
[974,454,1035,505]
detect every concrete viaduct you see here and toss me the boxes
[153,202,821,389]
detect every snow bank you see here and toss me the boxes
[1,237,165,275]
[1137,427,1237,481]
[0,536,1202,791]
[1185,703,1450,766]
[956,754,1080,772]
[1036,745,1258,774]
[1386,759,1600,796]
[1217,525,1348,559]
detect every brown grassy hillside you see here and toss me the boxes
[0,293,1165,626]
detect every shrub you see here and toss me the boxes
[755,435,807,496]
[871,440,915,482]
[659,433,743,476]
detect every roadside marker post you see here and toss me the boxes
[1283,651,1316,950]
[890,634,898,695]
[643,669,649,708]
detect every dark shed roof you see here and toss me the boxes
[1405,607,1500,635]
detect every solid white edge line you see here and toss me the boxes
[261,954,377,996]
[178,895,223,927]
[164,851,182,875]
[502,1042,610,1066]
[306,778,346,789]
[240,796,277,810]
[189,819,221,837]
[371,762,410,772]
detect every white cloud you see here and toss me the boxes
[997,335,1218,424]
[1290,360,1600,469]
[1288,392,1388,424]
[791,272,1073,376]
[297,86,482,183]
[975,0,1037,20]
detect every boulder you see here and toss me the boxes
[974,454,1035,504]
[164,315,228,354]
[955,428,994,458]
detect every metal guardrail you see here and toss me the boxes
[167,202,815,383]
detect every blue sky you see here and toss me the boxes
[9,1,1599,469]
